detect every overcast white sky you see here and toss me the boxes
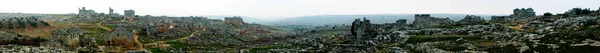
[1,0,599,20]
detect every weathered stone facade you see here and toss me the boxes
[45,27,83,50]
[457,15,486,25]
[124,10,135,21]
[513,8,536,17]
[350,18,377,44]
[412,14,454,28]
[103,26,136,47]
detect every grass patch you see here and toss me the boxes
[249,44,288,52]
[95,39,104,45]
[469,40,498,47]
[406,36,481,43]
[141,41,152,44]
[484,45,520,53]
[435,44,468,51]
[148,48,169,53]
[437,25,465,29]
[166,40,200,48]
[90,29,108,33]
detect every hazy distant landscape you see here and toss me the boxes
[258,14,494,26]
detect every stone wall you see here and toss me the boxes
[396,19,406,27]
[491,16,511,23]
[457,15,486,25]
[413,14,454,28]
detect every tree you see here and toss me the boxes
[543,12,553,16]
[8,19,13,29]
[28,19,37,27]
[17,19,26,28]
[0,22,3,28]
[40,21,50,26]
[568,8,593,15]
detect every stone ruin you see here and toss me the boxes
[76,7,137,22]
[513,8,536,17]
[457,15,486,25]
[78,7,97,18]
[412,14,454,28]
[108,7,121,18]
[224,16,245,26]
[44,27,83,50]
[491,8,537,23]
[103,26,136,48]
[350,18,377,44]
[491,16,511,23]
[396,19,407,27]
[124,10,135,21]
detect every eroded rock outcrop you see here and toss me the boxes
[552,16,599,30]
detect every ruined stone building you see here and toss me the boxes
[491,8,537,23]
[45,27,83,50]
[412,14,454,28]
[396,19,407,27]
[512,8,536,17]
[350,18,377,44]
[78,7,97,18]
[457,15,486,25]
[108,7,121,18]
[109,7,114,15]
[491,16,511,23]
[103,26,136,48]
[124,10,135,21]
[225,16,245,26]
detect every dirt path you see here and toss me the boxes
[178,31,199,40]
[143,31,199,47]
[508,24,525,31]
[95,20,112,31]
[132,30,144,50]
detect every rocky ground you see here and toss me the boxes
[1,8,600,53]
[0,44,74,53]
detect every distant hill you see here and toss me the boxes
[203,16,267,23]
[259,14,496,26]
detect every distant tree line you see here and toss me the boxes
[0,16,50,29]
[566,8,594,16]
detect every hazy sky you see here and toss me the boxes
[1,0,599,20]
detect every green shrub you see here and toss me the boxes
[40,21,50,26]
[17,19,26,28]
[27,20,37,27]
